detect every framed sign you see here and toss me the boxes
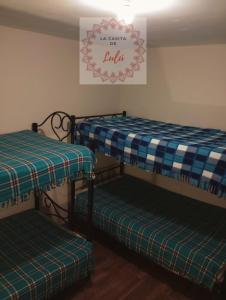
[80,17,146,84]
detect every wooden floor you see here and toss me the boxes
[54,236,214,300]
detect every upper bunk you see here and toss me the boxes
[0,115,95,208]
[75,113,226,198]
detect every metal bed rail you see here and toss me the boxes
[32,111,94,241]
[74,110,127,177]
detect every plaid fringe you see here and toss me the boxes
[1,170,95,208]
[77,116,226,198]
[0,130,95,207]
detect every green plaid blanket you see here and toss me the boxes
[0,130,95,207]
[0,210,94,300]
[76,175,226,289]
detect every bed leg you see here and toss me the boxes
[87,179,94,241]
[120,162,125,176]
[66,115,76,229]
[34,190,40,210]
[68,180,75,229]
[213,278,226,300]
[218,279,226,300]
[213,291,225,300]
[120,111,126,176]
[32,123,41,210]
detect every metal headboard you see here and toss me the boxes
[32,111,75,143]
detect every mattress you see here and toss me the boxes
[0,210,94,300]
[75,175,226,289]
[76,116,226,198]
[0,130,95,206]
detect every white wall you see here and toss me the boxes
[0,25,120,134]
[120,44,226,207]
[120,45,226,129]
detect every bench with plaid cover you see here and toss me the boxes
[77,116,226,198]
[0,130,95,207]
[0,209,94,300]
[75,175,226,289]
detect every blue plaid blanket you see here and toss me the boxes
[77,116,226,198]
[0,130,95,207]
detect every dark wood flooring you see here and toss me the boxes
[54,235,215,300]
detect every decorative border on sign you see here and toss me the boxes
[80,18,145,83]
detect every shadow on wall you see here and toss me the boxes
[120,45,226,130]
[0,6,77,40]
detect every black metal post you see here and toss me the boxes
[68,181,75,229]
[87,137,95,241]
[119,111,126,175]
[31,122,40,210]
[68,116,76,229]
[32,122,38,133]
[70,115,76,144]
[120,162,125,176]
[87,179,94,241]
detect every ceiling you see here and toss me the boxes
[0,0,226,47]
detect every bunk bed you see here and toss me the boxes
[74,111,226,294]
[0,112,95,300]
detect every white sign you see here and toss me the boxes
[80,17,147,84]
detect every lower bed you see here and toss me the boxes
[76,175,226,290]
[0,210,94,300]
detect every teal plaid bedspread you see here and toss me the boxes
[77,116,226,198]
[0,130,94,206]
[0,210,94,300]
[76,175,226,289]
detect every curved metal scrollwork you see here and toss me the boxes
[40,191,69,225]
[32,111,76,229]
[33,111,75,142]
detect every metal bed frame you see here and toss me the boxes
[73,110,226,298]
[74,110,127,177]
[32,111,94,240]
